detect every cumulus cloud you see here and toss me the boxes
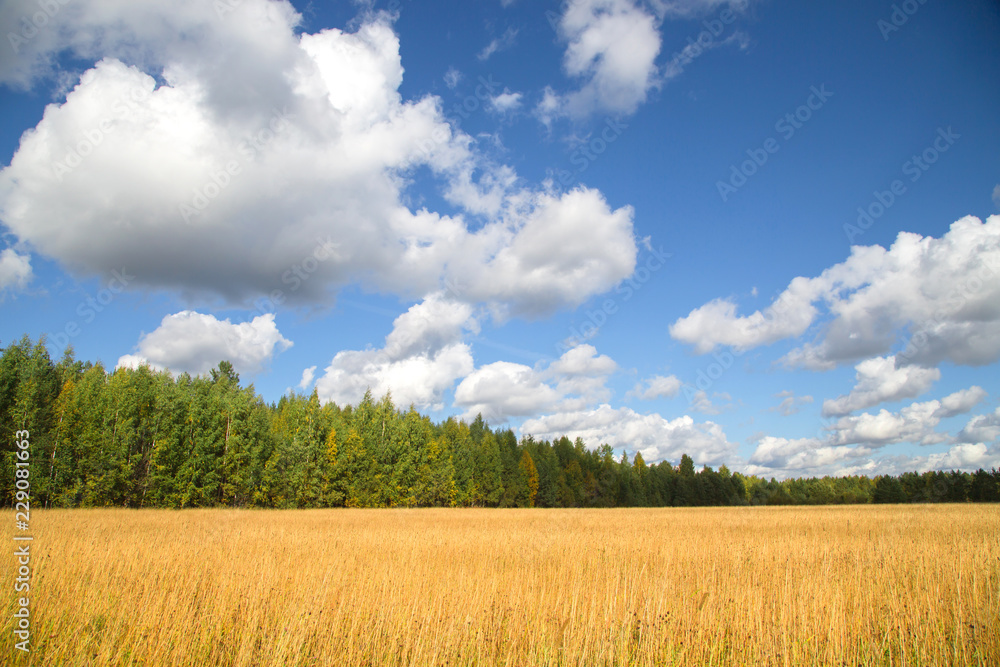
[522,405,736,465]
[116,311,292,376]
[821,355,940,417]
[298,365,317,391]
[746,439,1000,480]
[747,436,856,473]
[628,374,682,400]
[670,217,1000,370]
[827,387,986,447]
[958,407,1000,444]
[0,248,32,293]
[935,386,990,418]
[541,0,662,120]
[454,343,617,422]
[489,90,523,114]
[315,292,477,410]
[0,1,637,318]
[921,443,1000,471]
[768,390,814,416]
[745,386,992,479]
[669,278,820,355]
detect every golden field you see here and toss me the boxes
[3,505,999,666]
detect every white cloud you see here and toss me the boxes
[455,361,563,421]
[454,343,617,422]
[921,443,1000,471]
[669,217,1000,370]
[958,407,1000,444]
[935,386,989,418]
[521,404,737,465]
[746,438,1000,480]
[628,374,682,400]
[669,278,820,355]
[448,187,637,318]
[745,386,992,479]
[116,311,292,377]
[298,365,317,390]
[443,67,462,89]
[477,26,518,61]
[0,248,32,293]
[827,387,986,447]
[489,90,523,114]
[542,0,662,120]
[315,292,477,410]
[0,3,638,318]
[534,86,563,127]
[747,436,856,473]
[821,355,940,417]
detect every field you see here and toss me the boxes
[3,505,999,666]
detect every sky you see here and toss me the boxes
[1,0,999,479]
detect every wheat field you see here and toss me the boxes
[3,505,998,666]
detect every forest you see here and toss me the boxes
[2,335,999,509]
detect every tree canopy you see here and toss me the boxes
[3,336,998,508]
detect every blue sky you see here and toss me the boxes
[1,0,999,478]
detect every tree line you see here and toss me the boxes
[2,335,998,508]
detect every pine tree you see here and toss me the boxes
[518,449,539,507]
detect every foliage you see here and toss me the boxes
[2,336,998,508]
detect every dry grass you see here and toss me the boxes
[3,505,999,666]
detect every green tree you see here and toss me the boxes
[518,449,539,507]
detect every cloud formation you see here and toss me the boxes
[628,374,682,400]
[0,1,638,318]
[315,292,477,410]
[117,311,292,376]
[821,355,940,417]
[958,407,1000,444]
[670,217,1000,370]
[0,248,32,293]
[745,386,994,478]
[454,343,617,422]
[522,405,737,466]
[827,387,986,447]
[541,0,662,120]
